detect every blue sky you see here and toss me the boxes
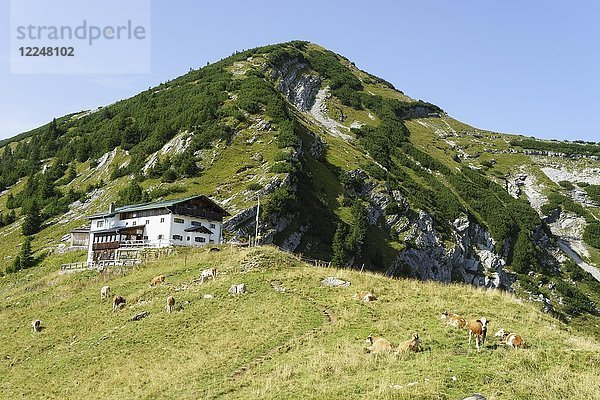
[0,0,598,142]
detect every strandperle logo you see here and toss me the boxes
[10,0,151,74]
[15,20,147,46]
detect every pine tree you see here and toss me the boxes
[22,201,42,236]
[6,193,17,209]
[18,236,34,270]
[66,163,77,182]
[117,180,149,206]
[8,255,20,274]
[39,174,56,200]
[346,201,368,258]
[5,210,16,225]
[331,222,349,267]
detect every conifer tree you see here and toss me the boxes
[22,201,42,236]
[18,236,35,270]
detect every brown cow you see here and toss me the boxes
[113,295,126,312]
[466,318,489,351]
[150,275,166,287]
[166,296,175,313]
[365,334,392,353]
[495,328,526,349]
[354,291,378,302]
[397,333,422,353]
[441,311,467,329]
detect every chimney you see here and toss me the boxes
[109,202,116,213]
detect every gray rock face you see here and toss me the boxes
[223,206,258,237]
[281,225,307,252]
[335,170,511,288]
[504,172,527,199]
[351,173,512,289]
[309,134,327,159]
[386,211,513,289]
[321,277,351,287]
[273,58,321,111]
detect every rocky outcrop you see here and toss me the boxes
[541,166,600,186]
[309,87,353,141]
[399,106,442,119]
[281,225,307,252]
[504,172,527,199]
[386,212,513,289]
[272,58,320,111]
[349,169,512,289]
[223,206,258,238]
[545,210,589,258]
[309,134,327,160]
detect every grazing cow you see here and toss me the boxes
[150,275,166,287]
[441,311,467,329]
[466,318,490,351]
[354,291,377,302]
[365,334,392,354]
[200,268,216,284]
[166,296,175,313]
[113,295,126,312]
[397,333,422,353]
[100,285,110,300]
[494,328,526,349]
[31,319,41,333]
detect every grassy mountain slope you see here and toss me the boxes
[1,246,599,399]
[0,41,598,330]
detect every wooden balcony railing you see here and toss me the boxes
[170,206,223,220]
[92,241,120,251]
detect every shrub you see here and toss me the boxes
[276,121,298,148]
[584,185,600,203]
[161,169,178,183]
[558,180,575,190]
[262,187,295,217]
[269,162,296,174]
[583,222,600,249]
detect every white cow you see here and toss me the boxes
[100,285,110,299]
[200,268,216,284]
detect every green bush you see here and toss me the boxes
[262,187,295,217]
[558,180,575,190]
[161,169,178,183]
[276,120,298,148]
[583,222,600,249]
[554,280,596,315]
[584,185,600,202]
[269,162,296,174]
[148,185,186,199]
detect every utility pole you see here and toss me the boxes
[255,195,260,247]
